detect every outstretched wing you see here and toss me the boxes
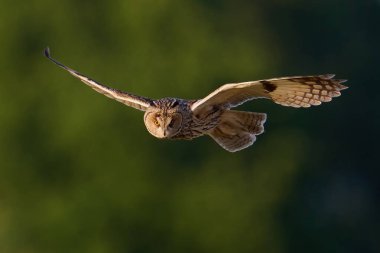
[191,75,348,113]
[44,48,153,111]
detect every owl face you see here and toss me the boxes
[144,109,183,139]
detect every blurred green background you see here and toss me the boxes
[0,0,379,252]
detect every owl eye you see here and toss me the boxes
[153,119,160,126]
[168,119,175,128]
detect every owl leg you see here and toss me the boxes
[208,110,266,152]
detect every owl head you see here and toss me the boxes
[143,99,183,139]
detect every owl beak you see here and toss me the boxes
[163,122,170,137]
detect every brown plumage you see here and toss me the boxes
[44,47,348,152]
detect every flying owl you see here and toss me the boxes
[44,48,347,152]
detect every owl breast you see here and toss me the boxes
[171,104,223,140]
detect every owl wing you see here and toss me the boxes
[191,75,348,113]
[44,48,153,111]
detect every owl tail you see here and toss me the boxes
[208,110,267,152]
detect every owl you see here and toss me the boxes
[44,48,348,152]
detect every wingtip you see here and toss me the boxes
[44,47,51,58]
[339,83,349,90]
[320,74,335,79]
[320,74,349,90]
[337,79,348,83]
[334,79,348,90]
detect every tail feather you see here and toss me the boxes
[209,110,266,152]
